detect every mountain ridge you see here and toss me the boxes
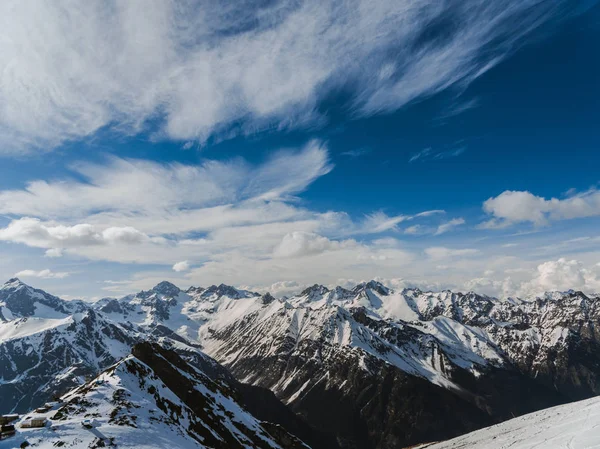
[0,342,315,449]
[2,277,600,448]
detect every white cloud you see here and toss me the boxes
[425,247,480,260]
[463,276,517,298]
[0,218,153,249]
[481,188,600,228]
[435,217,465,235]
[0,1,570,154]
[460,258,600,299]
[183,243,415,292]
[415,210,446,218]
[0,140,455,270]
[172,261,190,272]
[0,140,330,221]
[409,148,432,163]
[44,248,63,258]
[519,258,600,297]
[361,212,410,233]
[404,225,424,235]
[377,277,453,292]
[248,280,303,297]
[273,232,356,258]
[15,269,70,279]
[244,141,333,201]
[340,147,371,158]
[408,146,466,163]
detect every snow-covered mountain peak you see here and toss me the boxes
[329,285,353,299]
[353,280,390,296]
[299,284,330,299]
[0,277,74,319]
[186,285,205,295]
[1,277,26,290]
[201,283,258,300]
[261,292,277,305]
[151,280,181,297]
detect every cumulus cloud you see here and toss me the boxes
[0,0,574,154]
[481,188,600,228]
[519,258,600,297]
[0,218,152,249]
[172,261,190,272]
[15,269,70,279]
[463,277,517,298]
[459,258,600,299]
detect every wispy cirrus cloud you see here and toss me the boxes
[435,218,466,235]
[340,147,371,158]
[0,0,577,154]
[409,145,466,163]
[0,140,331,221]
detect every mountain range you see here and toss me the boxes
[1,277,600,448]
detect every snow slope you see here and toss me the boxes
[0,342,309,449]
[420,395,600,449]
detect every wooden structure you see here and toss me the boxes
[0,424,16,440]
[34,405,51,413]
[21,417,46,428]
[0,415,18,425]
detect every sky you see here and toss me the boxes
[0,0,599,300]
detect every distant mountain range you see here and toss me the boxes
[1,277,599,448]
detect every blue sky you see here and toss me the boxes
[0,0,599,299]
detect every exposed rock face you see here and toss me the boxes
[205,305,564,448]
[197,285,600,448]
[132,342,335,449]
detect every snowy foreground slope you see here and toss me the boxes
[419,395,600,449]
[0,342,309,449]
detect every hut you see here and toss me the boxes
[0,415,19,425]
[0,424,16,439]
[21,417,46,428]
[34,405,51,413]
